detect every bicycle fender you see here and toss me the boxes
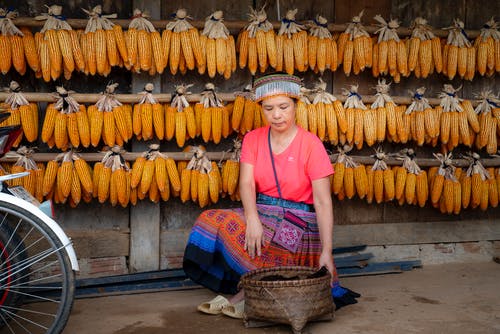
[0,193,80,271]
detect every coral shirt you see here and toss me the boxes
[240,126,333,204]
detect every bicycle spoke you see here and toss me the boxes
[8,274,63,290]
[0,288,60,304]
[0,305,56,318]
[1,259,61,290]
[1,308,48,331]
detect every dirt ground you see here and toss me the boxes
[63,261,500,334]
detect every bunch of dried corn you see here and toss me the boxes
[41,86,90,150]
[179,146,221,207]
[196,83,233,144]
[200,11,236,79]
[124,9,160,74]
[307,15,338,73]
[34,5,84,81]
[134,83,164,140]
[393,149,428,207]
[163,8,203,76]
[342,85,368,149]
[1,81,38,146]
[370,79,398,145]
[164,84,195,147]
[428,152,460,214]
[337,10,372,76]
[237,6,276,75]
[91,83,133,147]
[0,9,32,75]
[372,15,408,82]
[42,150,94,207]
[310,79,340,144]
[221,140,241,201]
[461,152,497,211]
[295,89,312,134]
[81,5,124,76]
[407,17,443,78]
[474,91,499,154]
[442,19,475,81]
[4,146,42,200]
[92,147,131,206]
[331,146,368,201]
[130,144,180,204]
[367,147,395,204]
[405,87,439,147]
[438,85,479,151]
[231,85,260,134]
[275,9,308,75]
[474,18,499,77]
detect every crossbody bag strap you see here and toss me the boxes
[268,128,283,199]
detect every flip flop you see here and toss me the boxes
[197,295,231,315]
[221,300,245,319]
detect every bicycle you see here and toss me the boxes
[0,119,79,334]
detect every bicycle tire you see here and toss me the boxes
[0,199,75,334]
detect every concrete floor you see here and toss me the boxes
[63,261,500,334]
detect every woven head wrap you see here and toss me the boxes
[253,73,302,103]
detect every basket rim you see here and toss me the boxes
[239,266,331,288]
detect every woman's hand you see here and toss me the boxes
[318,250,335,285]
[244,217,264,259]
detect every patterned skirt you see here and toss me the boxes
[183,204,339,294]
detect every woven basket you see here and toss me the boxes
[239,266,334,334]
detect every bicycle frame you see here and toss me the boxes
[0,175,79,272]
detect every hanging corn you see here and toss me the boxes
[370,79,399,144]
[4,147,41,199]
[405,87,439,147]
[337,10,371,76]
[311,79,340,145]
[275,9,308,75]
[237,6,276,75]
[307,15,337,73]
[221,140,241,201]
[0,9,32,75]
[429,152,460,214]
[169,84,195,147]
[474,91,499,154]
[124,9,159,74]
[34,5,84,81]
[332,146,368,201]
[369,147,394,204]
[442,19,474,81]
[372,15,408,82]
[474,18,499,76]
[164,8,203,76]
[197,83,232,144]
[407,17,442,78]
[82,5,124,76]
[92,147,130,206]
[343,85,368,150]
[92,83,132,147]
[394,149,428,207]
[231,84,256,134]
[463,152,492,211]
[135,83,164,141]
[1,81,38,145]
[201,11,236,79]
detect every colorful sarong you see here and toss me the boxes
[183,204,339,294]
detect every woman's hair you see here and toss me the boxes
[253,72,302,103]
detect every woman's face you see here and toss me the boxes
[261,95,296,132]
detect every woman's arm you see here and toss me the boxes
[239,161,264,258]
[311,176,335,279]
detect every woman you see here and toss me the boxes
[183,73,359,319]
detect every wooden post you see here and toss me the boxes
[129,0,162,273]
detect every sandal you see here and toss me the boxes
[197,295,231,315]
[221,300,245,319]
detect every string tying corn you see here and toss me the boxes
[370,79,398,144]
[2,81,38,144]
[474,91,499,154]
[474,18,499,76]
[35,5,81,81]
[164,8,203,75]
[237,6,276,75]
[373,15,407,82]
[343,85,368,149]
[443,19,473,80]
[0,9,29,75]
[276,9,307,74]
[311,79,339,145]
[201,11,236,79]
[307,15,337,73]
[136,83,164,140]
[408,17,442,78]
[338,10,371,76]
[406,87,438,146]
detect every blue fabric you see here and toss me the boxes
[257,193,314,212]
[331,281,348,298]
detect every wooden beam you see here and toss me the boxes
[66,229,130,259]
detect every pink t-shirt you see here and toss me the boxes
[240,126,333,204]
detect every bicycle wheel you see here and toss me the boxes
[0,200,75,334]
